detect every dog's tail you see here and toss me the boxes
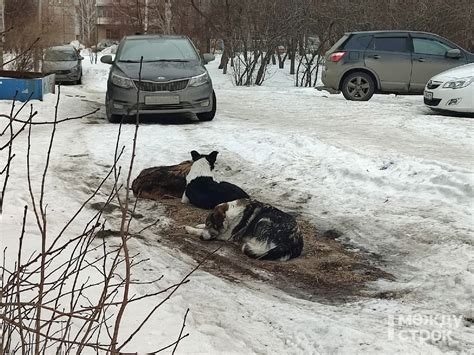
[242,238,303,261]
[131,178,139,197]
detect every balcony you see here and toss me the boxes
[96,0,115,5]
[96,17,122,26]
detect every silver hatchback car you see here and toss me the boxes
[101,35,216,123]
[321,31,474,101]
[42,45,84,85]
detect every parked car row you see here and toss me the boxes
[321,30,473,113]
[41,30,472,122]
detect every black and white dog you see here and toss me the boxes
[185,199,304,261]
[182,150,249,209]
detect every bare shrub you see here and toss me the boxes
[191,0,473,87]
[76,0,97,47]
[0,65,209,353]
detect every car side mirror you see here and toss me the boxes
[78,56,84,61]
[202,53,215,64]
[446,49,461,59]
[101,55,113,64]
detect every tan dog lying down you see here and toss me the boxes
[132,160,192,199]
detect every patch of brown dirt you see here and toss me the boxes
[156,198,393,303]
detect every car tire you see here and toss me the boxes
[106,96,122,123]
[196,91,216,122]
[76,75,82,85]
[341,72,375,101]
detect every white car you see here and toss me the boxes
[424,63,474,113]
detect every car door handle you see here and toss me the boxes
[370,55,380,59]
[417,58,426,62]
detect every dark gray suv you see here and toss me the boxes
[101,35,216,122]
[321,31,474,101]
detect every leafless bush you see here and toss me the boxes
[191,0,472,86]
[3,30,41,72]
[3,1,39,71]
[0,64,209,353]
[4,0,80,72]
[110,0,176,37]
[193,0,308,86]
[76,0,97,47]
[295,23,335,88]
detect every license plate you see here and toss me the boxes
[424,91,433,100]
[144,95,179,105]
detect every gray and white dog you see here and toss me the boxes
[186,198,304,261]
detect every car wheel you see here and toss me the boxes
[106,96,121,123]
[342,72,375,101]
[76,75,82,85]
[196,91,216,122]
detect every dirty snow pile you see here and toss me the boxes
[0,54,473,354]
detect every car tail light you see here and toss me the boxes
[329,52,347,62]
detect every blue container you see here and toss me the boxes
[0,70,55,101]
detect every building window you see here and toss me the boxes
[97,6,114,18]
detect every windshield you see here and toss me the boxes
[44,49,78,61]
[118,38,199,62]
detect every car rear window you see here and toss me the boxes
[342,35,372,50]
[370,37,409,52]
[327,34,350,53]
[44,49,77,61]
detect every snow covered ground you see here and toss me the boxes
[1,54,473,354]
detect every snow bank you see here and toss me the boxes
[101,44,118,55]
[1,54,472,353]
[70,40,85,50]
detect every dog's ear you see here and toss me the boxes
[208,203,228,229]
[216,202,228,217]
[206,151,219,169]
[191,150,201,161]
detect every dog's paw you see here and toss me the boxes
[199,229,212,241]
[195,224,206,229]
[185,226,202,236]
[181,193,190,204]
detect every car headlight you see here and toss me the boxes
[188,73,209,87]
[442,76,474,89]
[70,65,80,73]
[111,73,135,89]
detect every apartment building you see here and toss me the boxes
[95,0,212,44]
[46,0,80,44]
[96,0,126,42]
